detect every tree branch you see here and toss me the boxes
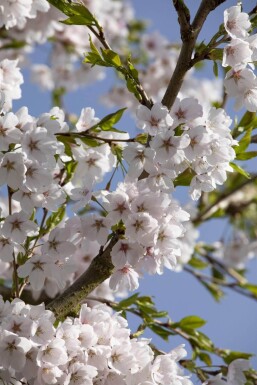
[251,134,257,143]
[173,0,191,41]
[193,174,257,224]
[46,234,119,320]
[162,0,227,109]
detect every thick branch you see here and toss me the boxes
[46,234,119,319]
[162,0,227,109]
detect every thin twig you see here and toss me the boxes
[57,132,136,143]
[193,175,257,224]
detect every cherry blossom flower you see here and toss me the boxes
[123,143,155,178]
[0,112,20,151]
[0,331,31,371]
[222,39,252,68]
[224,5,251,39]
[109,265,139,291]
[136,102,173,136]
[17,254,55,291]
[2,211,38,243]
[0,152,26,190]
[203,359,250,385]
[171,97,203,126]
[76,107,100,132]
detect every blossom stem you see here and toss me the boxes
[12,252,19,298]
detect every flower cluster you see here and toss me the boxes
[30,0,134,92]
[101,180,189,291]
[0,0,49,30]
[223,5,257,112]
[125,101,236,200]
[213,230,257,269]
[0,59,23,113]
[0,296,194,385]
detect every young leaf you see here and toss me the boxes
[235,127,253,154]
[213,61,218,77]
[90,108,127,131]
[174,168,196,187]
[148,324,171,341]
[230,162,251,179]
[44,206,66,234]
[188,256,208,270]
[200,281,224,301]
[116,293,139,310]
[221,350,253,365]
[101,49,122,67]
[236,151,257,161]
[179,315,206,330]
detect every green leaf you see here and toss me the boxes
[235,127,253,154]
[47,0,97,26]
[0,40,27,50]
[208,48,223,61]
[230,162,251,179]
[62,160,77,185]
[188,256,208,270]
[79,137,101,147]
[238,111,256,128]
[240,284,257,297]
[101,49,122,67]
[198,352,212,366]
[174,168,196,187]
[57,134,76,157]
[236,151,257,161]
[61,15,93,26]
[212,267,224,281]
[116,293,139,310]
[200,281,224,301]
[125,77,141,101]
[135,133,148,144]
[135,295,154,306]
[195,331,214,351]
[221,350,253,365]
[212,61,218,77]
[84,36,109,67]
[148,324,171,341]
[179,316,206,330]
[44,206,66,234]
[233,111,257,138]
[91,108,127,131]
[127,57,139,81]
[131,324,146,338]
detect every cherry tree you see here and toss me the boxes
[0,0,257,384]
